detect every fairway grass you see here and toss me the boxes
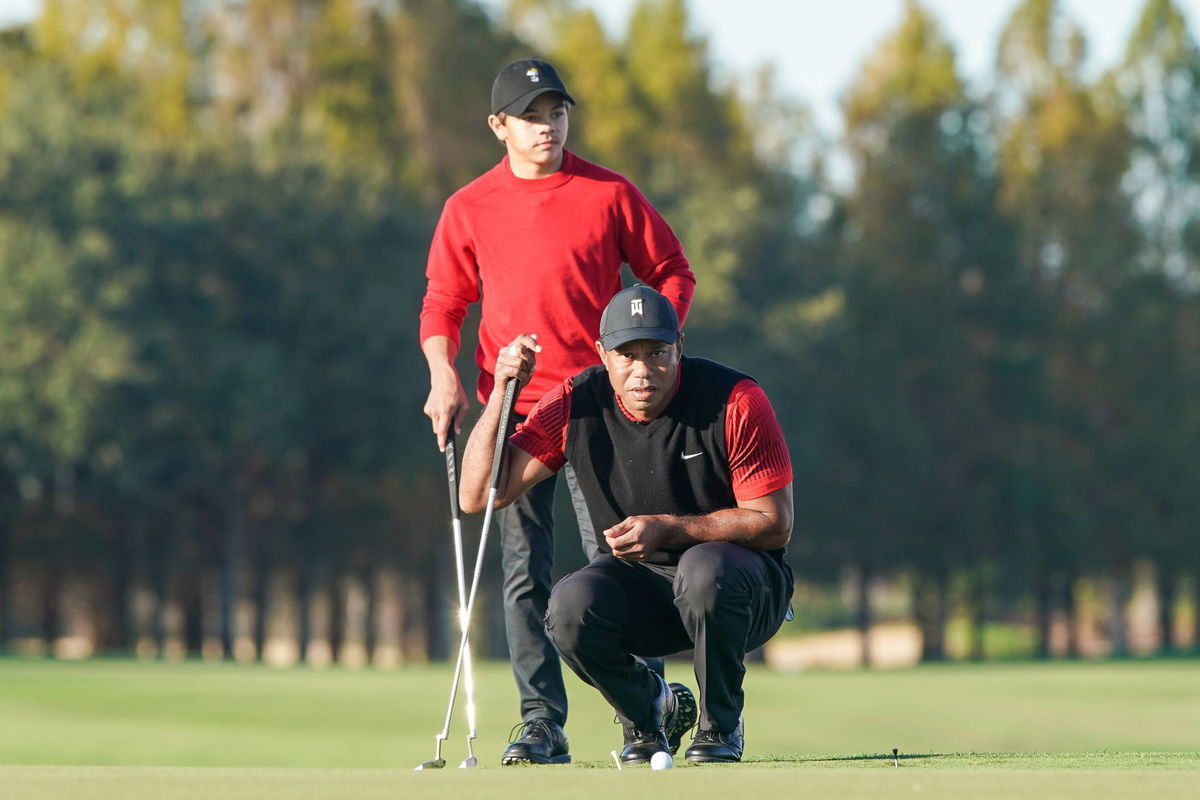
[3,760,1200,800]
[2,657,1199,798]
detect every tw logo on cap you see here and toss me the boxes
[631,298,644,318]
[526,67,540,83]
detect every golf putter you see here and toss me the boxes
[449,428,480,769]
[415,381,519,770]
[415,427,476,770]
[449,379,519,764]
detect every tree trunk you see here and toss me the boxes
[854,560,872,668]
[422,564,446,661]
[1110,565,1131,658]
[362,566,378,665]
[968,571,986,661]
[1156,566,1175,654]
[0,514,12,649]
[1064,571,1080,659]
[329,574,346,664]
[151,531,171,658]
[1193,576,1200,655]
[41,565,64,654]
[934,566,949,661]
[917,567,948,663]
[251,536,270,662]
[220,485,246,660]
[183,572,205,657]
[297,564,314,663]
[108,524,134,653]
[1033,568,1052,660]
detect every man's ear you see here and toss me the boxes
[595,340,606,361]
[675,334,685,356]
[488,114,507,142]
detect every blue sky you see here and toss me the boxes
[481,0,1200,134]
[4,0,1198,134]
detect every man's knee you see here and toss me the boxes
[544,568,606,655]
[674,542,752,613]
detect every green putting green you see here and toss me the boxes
[1,657,1198,798]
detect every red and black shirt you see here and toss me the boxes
[511,357,792,565]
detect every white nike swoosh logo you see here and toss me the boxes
[681,452,704,460]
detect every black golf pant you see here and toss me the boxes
[544,542,792,734]
[500,462,613,726]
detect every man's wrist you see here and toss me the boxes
[429,362,458,383]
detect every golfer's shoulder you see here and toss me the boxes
[565,152,640,198]
[444,161,507,209]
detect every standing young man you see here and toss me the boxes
[459,286,794,764]
[419,59,695,765]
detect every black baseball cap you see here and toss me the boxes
[491,58,576,116]
[599,285,680,350]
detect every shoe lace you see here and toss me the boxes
[626,727,662,745]
[693,729,724,744]
[508,719,553,744]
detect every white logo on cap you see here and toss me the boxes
[631,299,644,317]
[526,67,540,83]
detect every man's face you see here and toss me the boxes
[596,337,682,422]
[489,93,569,174]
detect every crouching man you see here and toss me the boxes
[460,285,794,764]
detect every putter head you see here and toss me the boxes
[414,758,446,771]
[458,756,478,769]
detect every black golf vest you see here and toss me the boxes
[565,356,749,565]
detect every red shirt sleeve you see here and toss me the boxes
[615,181,696,327]
[509,378,572,472]
[725,378,792,501]
[419,197,479,348]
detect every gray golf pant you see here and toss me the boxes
[544,543,792,733]
[498,461,664,727]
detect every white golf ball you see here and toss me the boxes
[650,751,673,770]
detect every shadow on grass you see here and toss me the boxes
[749,753,944,765]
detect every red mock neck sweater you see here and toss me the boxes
[420,150,695,414]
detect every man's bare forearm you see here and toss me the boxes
[458,334,541,513]
[603,485,793,561]
[459,380,512,514]
[651,506,790,551]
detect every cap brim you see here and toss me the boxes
[497,87,576,116]
[599,328,679,351]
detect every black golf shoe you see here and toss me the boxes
[619,676,698,765]
[501,719,570,765]
[684,717,744,763]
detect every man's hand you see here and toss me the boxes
[422,335,469,451]
[492,333,540,395]
[603,515,671,561]
[459,333,550,515]
[424,366,469,451]
[602,487,794,558]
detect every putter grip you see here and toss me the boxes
[443,427,459,518]
[488,379,519,491]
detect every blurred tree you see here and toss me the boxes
[35,0,196,136]
[837,0,1016,662]
[1117,0,1200,286]
[386,0,525,201]
[994,0,1139,658]
[1100,0,1200,652]
[505,0,783,327]
[0,63,141,651]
